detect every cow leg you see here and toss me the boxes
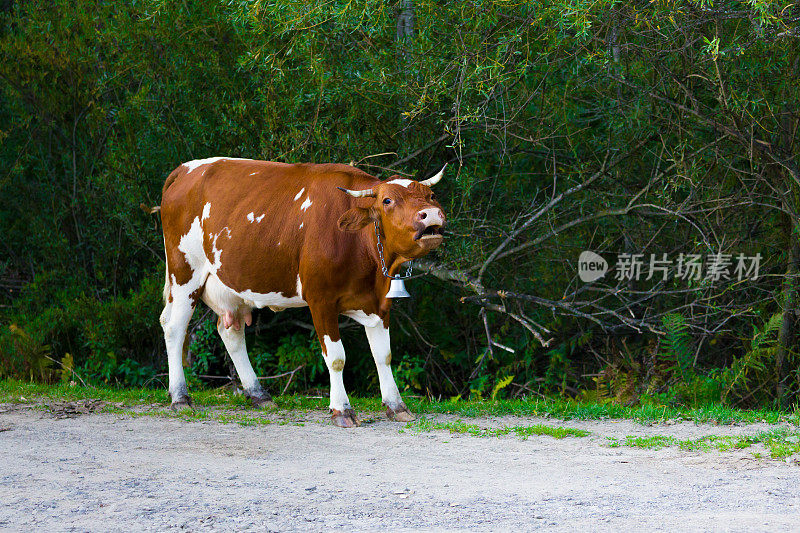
[309,304,359,428]
[161,289,195,410]
[364,322,415,422]
[216,316,274,408]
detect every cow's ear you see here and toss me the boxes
[337,208,373,232]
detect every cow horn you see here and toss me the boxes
[419,163,447,187]
[336,186,376,198]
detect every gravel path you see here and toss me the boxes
[1,404,799,531]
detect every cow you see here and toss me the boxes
[158,158,446,427]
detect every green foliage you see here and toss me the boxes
[1,324,54,382]
[1,0,799,408]
[273,334,323,381]
[408,418,590,440]
[394,350,428,393]
[720,313,784,406]
[491,375,515,400]
[0,274,162,386]
[661,313,694,380]
[608,428,800,459]
[188,319,222,377]
[3,379,798,426]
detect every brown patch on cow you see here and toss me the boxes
[331,358,345,372]
[189,284,205,304]
[385,352,392,365]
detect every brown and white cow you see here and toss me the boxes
[159,158,446,427]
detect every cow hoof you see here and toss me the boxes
[386,405,416,422]
[331,408,361,428]
[250,396,277,409]
[170,397,193,412]
[244,389,276,409]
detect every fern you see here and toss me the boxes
[661,313,694,379]
[752,313,783,351]
[491,375,515,400]
[8,324,54,381]
[721,313,783,403]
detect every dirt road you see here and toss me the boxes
[1,403,799,531]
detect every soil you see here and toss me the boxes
[1,402,799,531]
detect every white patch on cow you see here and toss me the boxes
[183,157,225,172]
[236,286,306,310]
[202,272,306,317]
[344,310,382,328]
[364,322,403,410]
[277,241,281,246]
[176,217,229,282]
[164,214,212,401]
[216,319,260,393]
[387,178,413,188]
[202,273,244,318]
[246,212,255,222]
[164,270,204,401]
[299,222,304,230]
[183,156,251,173]
[294,188,305,201]
[161,241,170,307]
[322,335,350,411]
[202,202,211,221]
[210,234,222,272]
[208,227,231,274]
[249,171,258,176]
[301,197,313,211]
[178,216,206,267]
[260,274,303,313]
[255,214,265,223]
[197,274,263,396]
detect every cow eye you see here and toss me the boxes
[383,198,392,205]
[430,193,436,200]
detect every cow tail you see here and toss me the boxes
[140,203,161,215]
[162,267,171,305]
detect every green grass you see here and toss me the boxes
[608,428,800,458]
[102,404,308,428]
[407,417,590,440]
[6,379,799,459]
[608,435,679,450]
[2,378,799,426]
[409,397,799,425]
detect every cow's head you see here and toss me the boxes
[337,165,447,258]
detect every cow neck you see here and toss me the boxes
[371,220,410,278]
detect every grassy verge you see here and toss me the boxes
[101,404,306,428]
[406,417,590,439]
[608,428,800,459]
[2,379,799,426]
[411,398,800,425]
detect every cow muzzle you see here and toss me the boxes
[413,208,445,246]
